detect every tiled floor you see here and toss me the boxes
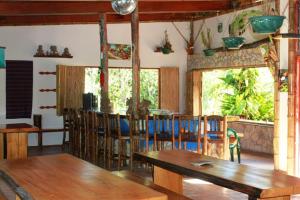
[28,146,289,200]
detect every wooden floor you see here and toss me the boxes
[27,145,281,200]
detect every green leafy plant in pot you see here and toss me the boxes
[249,0,285,34]
[201,28,215,56]
[161,30,174,54]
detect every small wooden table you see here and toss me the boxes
[0,123,39,160]
[0,154,167,200]
[134,150,300,200]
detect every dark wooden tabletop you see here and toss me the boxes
[134,150,300,199]
[0,123,39,133]
[0,154,167,200]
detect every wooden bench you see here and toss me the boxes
[112,170,192,200]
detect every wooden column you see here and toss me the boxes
[100,13,109,92]
[273,0,281,171]
[131,3,140,114]
[287,0,297,175]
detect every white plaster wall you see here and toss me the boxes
[0,22,189,146]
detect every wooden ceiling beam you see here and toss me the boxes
[0,1,231,15]
[0,13,209,25]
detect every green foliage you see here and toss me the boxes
[220,68,274,121]
[201,28,212,49]
[85,68,159,113]
[140,69,159,109]
[229,10,263,36]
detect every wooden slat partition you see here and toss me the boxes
[185,70,202,115]
[56,65,85,115]
[160,67,179,112]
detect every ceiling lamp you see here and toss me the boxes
[111,0,137,15]
[0,47,6,68]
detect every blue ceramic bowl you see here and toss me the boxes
[203,49,215,56]
[222,37,245,49]
[249,15,286,34]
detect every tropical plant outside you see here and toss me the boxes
[85,68,159,113]
[202,67,274,122]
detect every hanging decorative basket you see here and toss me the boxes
[222,37,245,50]
[203,49,215,56]
[249,15,285,34]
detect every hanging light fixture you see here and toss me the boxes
[111,0,137,15]
[0,47,6,68]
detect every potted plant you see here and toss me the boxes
[201,29,215,56]
[222,36,245,50]
[249,0,285,34]
[155,30,174,54]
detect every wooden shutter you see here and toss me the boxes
[185,70,202,115]
[159,67,179,112]
[6,61,33,119]
[56,65,85,116]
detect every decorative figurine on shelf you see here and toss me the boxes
[49,45,59,56]
[126,98,134,115]
[138,99,151,117]
[34,45,45,57]
[100,90,112,113]
[62,48,72,57]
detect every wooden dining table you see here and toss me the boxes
[134,150,300,200]
[0,123,39,160]
[0,153,167,200]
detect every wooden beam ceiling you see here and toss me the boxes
[0,13,211,25]
[0,1,231,15]
[0,0,260,25]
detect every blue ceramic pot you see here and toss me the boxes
[203,49,215,56]
[222,37,245,49]
[161,47,171,54]
[249,15,285,34]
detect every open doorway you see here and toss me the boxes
[202,67,274,170]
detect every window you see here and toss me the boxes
[85,67,159,113]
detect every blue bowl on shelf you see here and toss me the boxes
[249,15,286,34]
[222,37,245,49]
[203,49,215,56]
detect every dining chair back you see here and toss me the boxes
[176,115,202,154]
[153,114,174,150]
[203,115,229,160]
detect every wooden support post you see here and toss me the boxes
[131,3,140,115]
[100,13,108,92]
[273,0,280,171]
[287,0,297,175]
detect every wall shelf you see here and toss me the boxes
[34,55,73,58]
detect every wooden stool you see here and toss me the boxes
[108,114,131,170]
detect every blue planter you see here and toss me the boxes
[249,15,285,34]
[222,37,245,49]
[203,49,215,56]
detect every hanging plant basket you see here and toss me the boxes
[249,15,285,34]
[222,37,245,50]
[203,49,215,56]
